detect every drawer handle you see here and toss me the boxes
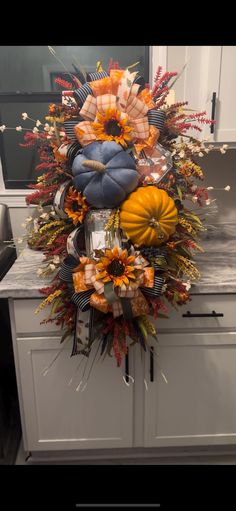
[182,310,224,318]
[150,346,154,382]
[210,91,217,134]
[125,349,129,383]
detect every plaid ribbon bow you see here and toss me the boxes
[72,255,164,319]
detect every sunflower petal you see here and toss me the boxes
[105,249,113,259]
[121,275,130,285]
[113,246,120,258]
[127,255,135,264]
[96,271,108,280]
[121,249,128,260]
[96,262,105,270]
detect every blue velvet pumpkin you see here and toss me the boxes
[72,141,139,208]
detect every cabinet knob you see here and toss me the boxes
[210,92,217,134]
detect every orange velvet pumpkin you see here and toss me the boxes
[119,186,178,246]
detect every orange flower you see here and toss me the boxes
[96,246,136,287]
[49,104,56,114]
[64,186,89,225]
[92,108,133,147]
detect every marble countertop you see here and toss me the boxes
[0,248,52,298]
[0,223,236,298]
[191,223,236,294]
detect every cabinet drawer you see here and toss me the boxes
[12,299,62,334]
[13,295,236,334]
[158,295,236,331]
[156,331,236,347]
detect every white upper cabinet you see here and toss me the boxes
[215,46,236,142]
[156,45,236,142]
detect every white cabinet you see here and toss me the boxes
[10,299,133,452]
[144,331,236,447]
[17,336,133,451]
[9,294,236,456]
[215,46,236,142]
[143,294,236,447]
[164,45,236,142]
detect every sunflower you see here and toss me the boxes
[92,108,133,147]
[95,246,137,287]
[64,186,89,225]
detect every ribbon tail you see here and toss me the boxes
[104,281,118,304]
[120,297,133,320]
[71,289,93,311]
[71,307,80,357]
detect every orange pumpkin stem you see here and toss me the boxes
[82,159,106,172]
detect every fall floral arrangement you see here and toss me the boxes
[0,50,229,372]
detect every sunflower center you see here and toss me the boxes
[105,119,122,136]
[107,259,125,277]
[72,201,79,212]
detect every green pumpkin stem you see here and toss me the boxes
[149,218,165,240]
[82,160,106,172]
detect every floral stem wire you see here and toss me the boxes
[67,354,87,386]
[41,336,70,376]
[48,46,77,84]
[75,340,102,392]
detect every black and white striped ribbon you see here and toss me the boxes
[67,226,85,260]
[153,258,167,272]
[141,275,165,298]
[133,74,146,92]
[64,119,82,142]
[58,254,78,283]
[71,289,93,312]
[67,142,82,165]
[53,180,71,220]
[74,83,93,106]
[87,71,109,81]
[148,109,166,132]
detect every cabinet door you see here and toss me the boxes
[214,46,236,142]
[166,46,232,142]
[167,45,236,142]
[144,331,236,447]
[17,334,133,451]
